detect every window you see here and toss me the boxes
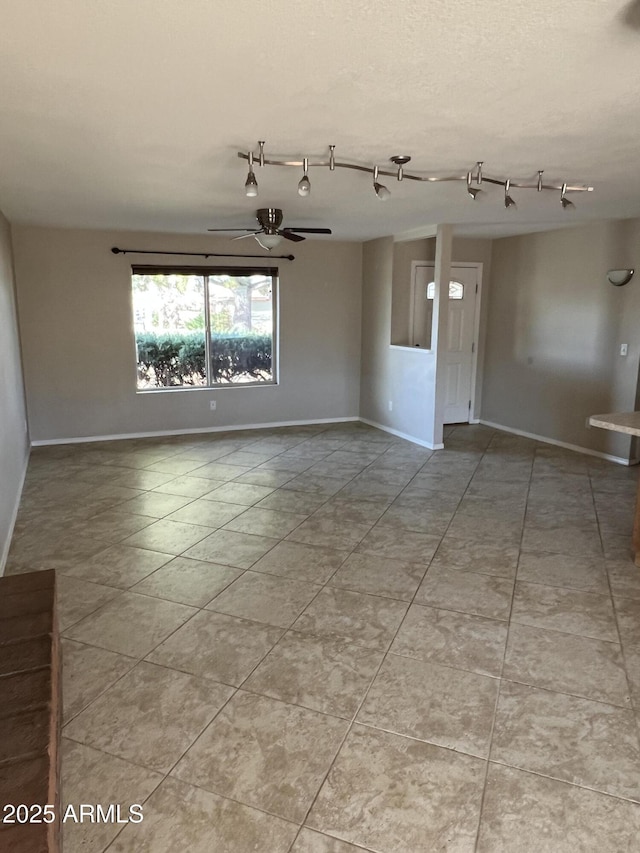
[425,280,464,300]
[132,266,277,390]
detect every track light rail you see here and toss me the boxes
[238,144,593,204]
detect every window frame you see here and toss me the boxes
[131,264,279,392]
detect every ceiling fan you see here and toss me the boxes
[207,208,332,249]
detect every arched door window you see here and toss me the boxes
[426,280,464,300]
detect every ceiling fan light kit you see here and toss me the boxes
[239,142,594,209]
[208,207,332,250]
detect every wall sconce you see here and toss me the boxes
[607,269,635,286]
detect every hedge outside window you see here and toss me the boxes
[132,266,277,390]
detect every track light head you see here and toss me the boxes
[504,179,516,209]
[466,171,482,200]
[373,166,391,201]
[560,183,574,209]
[244,170,258,198]
[298,157,311,197]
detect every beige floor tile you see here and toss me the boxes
[6,532,108,573]
[94,490,193,520]
[131,557,242,606]
[217,449,279,467]
[337,476,404,502]
[235,468,296,487]
[255,488,327,515]
[613,596,640,646]
[193,461,253,480]
[286,517,372,551]
[477,764,640,853]
[293,588,409,650]
[62,639,136,723]
[122,519,214,555]
[56,574,121,630]
[390,604,508,677]
[145,457,211,475]
[152,474,222,498]
[358,654,498,757]
[491,681,640,801]
[291,829,370,852]
[147,610,283,685]
[329,552,426,601]
[521,524,603,557]
[378,497,458,536]
[174,691,348,822]
[282,472,352,497]
[511,581,618,642]
[503,623,630,706]
[244,632,383,718]
[431,536,519,578]
[206,571,320,628]
[517,551,609,593]
[607,557,640,600]
[63,591,197,657]
[223,506,307,538]
[61,543,173,588]
[165,498,246,527]
[182,528,279,568]
[446,514,523,546]
[307,725,485,853]
[204,481,275,505]
[64,661,232,773]
[250,540,348,583]
[110,777,296,853]
[101,467,177,491]
[415,566,514,620]
[313,498,390,526]
[64,509,156,543]
[355,525,441,565]
[62,738,163,853]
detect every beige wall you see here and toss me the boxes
[391,238,435,345]
[482,219,640,460]
[12,227,363,442]
[0,210,29,571]
[360,237,438,446]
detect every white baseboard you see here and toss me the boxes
[358,417,444,450]
[0,448,30,577]
[30,417,361,447]
[479,419,636,466]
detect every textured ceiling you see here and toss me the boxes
[1,0,639,240]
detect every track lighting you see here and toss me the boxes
[390,154,411,181]
[238,143,594,210]
[504,179,516,209]
[373,166,391,201]
[560,183,574,209]
[244,153,258,198]
[245,171,258,198]
[466,171,482,200]
[298,158,311,197]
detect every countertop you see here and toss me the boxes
[589,411,640,437]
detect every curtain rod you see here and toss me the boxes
[111,247,295,261]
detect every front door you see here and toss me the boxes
[411,262,479,424]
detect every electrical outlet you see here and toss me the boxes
[210,400,217,411]
[388,401,393,412]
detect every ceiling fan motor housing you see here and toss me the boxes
[257,208,283,231]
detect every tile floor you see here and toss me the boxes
[6,421,640,852]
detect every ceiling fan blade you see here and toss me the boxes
[231,231,262,241]
[280,230,305,242]
[207,228,256,232]
[282,227,333,235]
